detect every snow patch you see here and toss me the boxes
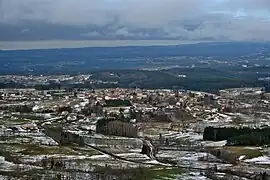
[144,160,171,166]
[244,156,270,165]
[88,154,110,159]
[204,140,227,147]
[238,155,246,161]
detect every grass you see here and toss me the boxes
[223,146,263,159]
[132,167,183,180]
[1,113,46,125]
[12,118,31,123]
[93,166,183,180]
[2,143,102,157]
[21,145,77,155]
[143,127,171,136]
[152,168,182,180]
[72,146,101,156]
[13,113,45,121]
[3,167,183,180]
[0,120,5,125]
[2,144,78,155]
[0,118,31,125]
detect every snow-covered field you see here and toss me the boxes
[244,156,270,165]
[157,150,233,170]
[176,172,208,180]
[0,156,15,171]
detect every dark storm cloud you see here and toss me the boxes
[0,0,270,41]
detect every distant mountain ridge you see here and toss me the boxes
[0,41,270,75]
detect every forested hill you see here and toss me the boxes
[0,42,270,75]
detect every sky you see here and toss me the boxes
[0,0,270,41]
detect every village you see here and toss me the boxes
[0,86,270,180]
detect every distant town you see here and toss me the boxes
[0,78,270,179]
[1,43,270,179]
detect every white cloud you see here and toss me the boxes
[80,31,101,37]
[0,0,210,26]
[21,28,30,33]
[0,0,270,41]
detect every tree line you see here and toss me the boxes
[203,126,270,146]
